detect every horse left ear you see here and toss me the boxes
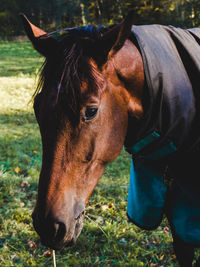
[20,13,57,57]
[96,11,134,63]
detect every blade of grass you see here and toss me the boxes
[85,214,108,239]
[52,250,56,267]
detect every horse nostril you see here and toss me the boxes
[31,211,67,247]
[54,221,67,242]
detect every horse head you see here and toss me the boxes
[21,12,144,249]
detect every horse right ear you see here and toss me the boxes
[94,11,134,64]
[20,13,57,57]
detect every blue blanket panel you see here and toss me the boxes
[127,158,200,245]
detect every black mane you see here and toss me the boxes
[35,25,109,115]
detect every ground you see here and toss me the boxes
[0,41,197,266]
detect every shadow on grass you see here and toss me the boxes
[0,111,41,176]
[0,111,37,125]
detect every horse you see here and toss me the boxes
[21,12,200,267]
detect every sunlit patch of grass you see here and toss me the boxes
[0,76,36,112]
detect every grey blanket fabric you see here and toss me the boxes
[127,24,200,150]
[125,25,200,245]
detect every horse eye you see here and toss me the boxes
[83,107,98,121]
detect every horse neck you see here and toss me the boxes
[104,39,145,119]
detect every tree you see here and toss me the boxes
[1,0,200,38]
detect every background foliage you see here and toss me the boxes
[0,0,200,38]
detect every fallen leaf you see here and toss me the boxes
[20,181,30,187]
[43,250,52,257]
[163,226,169,233]
[11,253,17,259]
[96,217,104,224]
[14,167,20,173]
[28,241,37,249]
[101,205,108,211]
[108,202,114,208]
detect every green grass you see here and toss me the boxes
[0,41,199,266]
[0,42,43,77]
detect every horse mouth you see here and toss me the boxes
[64,213,84,246]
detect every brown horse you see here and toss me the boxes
[21,13,200,267]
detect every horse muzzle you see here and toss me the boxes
[32,204,85,250]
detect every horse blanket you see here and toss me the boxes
[125,25,200,245]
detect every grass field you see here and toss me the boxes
[0,41,198,266]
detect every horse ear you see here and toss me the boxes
[96,11,134,63]
[20,13,57,57]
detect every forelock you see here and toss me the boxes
[35,26,107,115]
